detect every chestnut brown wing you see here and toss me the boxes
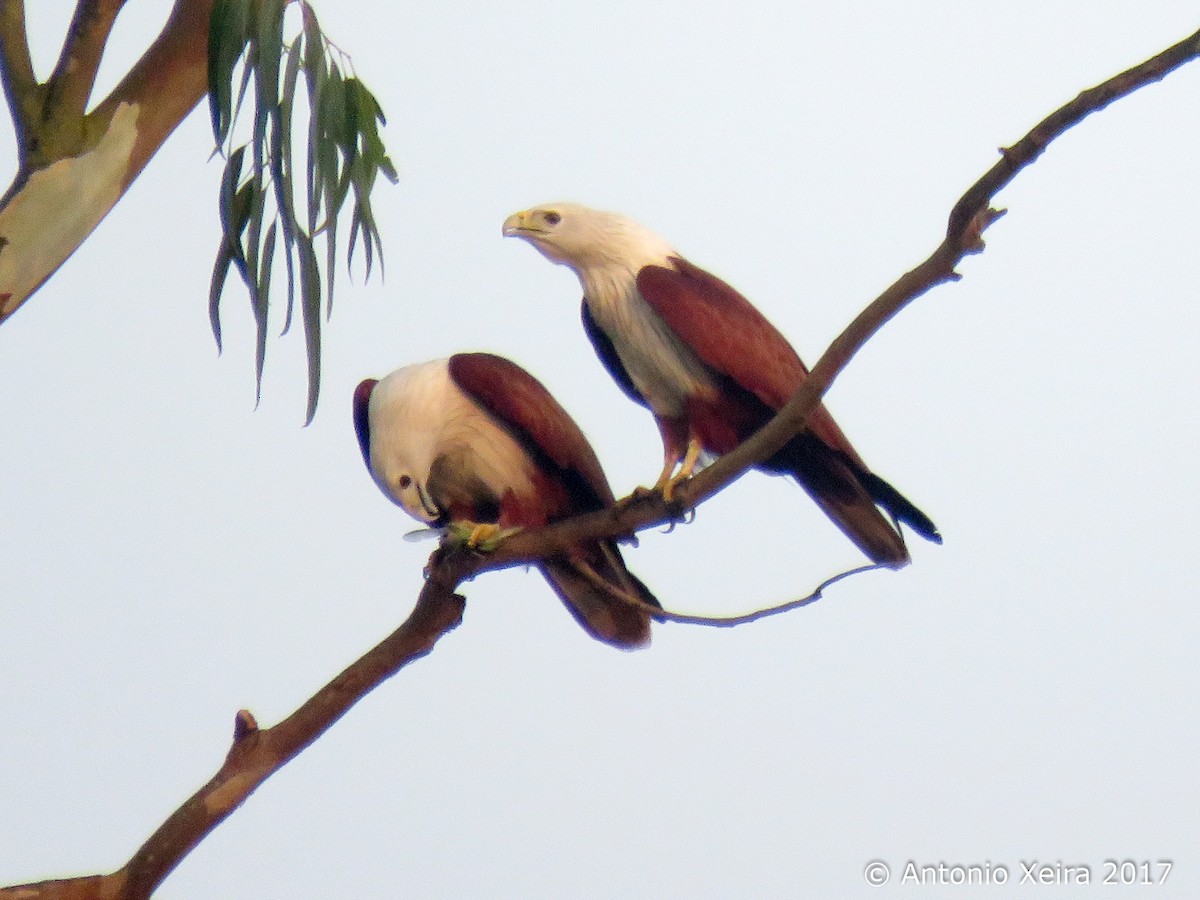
[636,257,866,467]
[447,353,615,511]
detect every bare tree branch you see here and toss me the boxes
[0,0,38,168]
[0,1,33,88]
[2,564,467,900]
[574,554,885,627]
[0,0,215,319]
[4,22,1199,900]
[689,26,1200,518]
[116,569,466,900]
[40,1,129,157]
[84,0,214,191]
[0,0,133,179]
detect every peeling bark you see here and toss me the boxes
[0,101,139,312]
[0,0,215,325]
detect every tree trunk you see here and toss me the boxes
[0,0,215,325]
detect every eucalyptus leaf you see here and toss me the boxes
[207,0,397,422]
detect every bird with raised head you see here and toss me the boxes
[504,202,940,568]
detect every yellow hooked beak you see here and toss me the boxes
[504,207,563,238]
[502,210,531,237]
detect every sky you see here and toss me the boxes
[2,2,1199,898]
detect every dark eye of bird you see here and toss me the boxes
[543,211,561,226]
[399,475,412,489]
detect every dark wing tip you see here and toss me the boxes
[541,551,659,650]
[861,471,941,545]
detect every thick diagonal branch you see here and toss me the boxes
[3,566,466,900]
[430,29,1200,571]
[112,565,466,900]
[688,26,1200,515]
[0,0,215,319]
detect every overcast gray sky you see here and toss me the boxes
[3,2,1199,897]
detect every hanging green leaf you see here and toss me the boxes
[207,0,250,145]
[254,221,277,401]
[297,234,322,424]
[275,38,304,333]
[207,0,399,423]
[209,241,233,351]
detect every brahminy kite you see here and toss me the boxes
[502,202,940,568]
[354,352,660,648]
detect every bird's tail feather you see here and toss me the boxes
[805,487,913,569]
[540,543,660,649]
[774,435,939,569]
[860,471,942,545]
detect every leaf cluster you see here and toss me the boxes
[207,0,397,422]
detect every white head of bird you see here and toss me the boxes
[502,202,676,283]
[357,358,543,528]
[359,362,448,523]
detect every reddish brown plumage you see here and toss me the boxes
[357,353,659,648]
[503,201,939,567]
[637,258,865,464]
[447,354,660,647]
[447,353,615,511]
[634,259,938,567]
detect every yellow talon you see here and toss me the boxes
[467,523,500,547]
[651,460,675,494]
[446,521,520,551]
[660,473,685,503]
[661,438,703,503]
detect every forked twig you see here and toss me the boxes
[573,554,884,627]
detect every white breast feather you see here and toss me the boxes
[574,220,717,418]
[367,360,537,520]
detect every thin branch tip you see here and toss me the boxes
[643,562,885,629]
[232,709,259,742]
[958,206,1006,254]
